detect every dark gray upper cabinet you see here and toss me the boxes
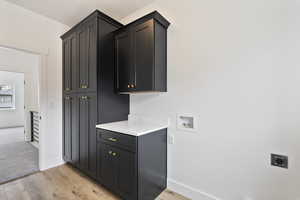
[115,11,170,93]
[115,31,132,92]
[62,33,77,92]
[77,19,97,92]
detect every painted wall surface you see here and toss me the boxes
[0,0,69,169]
[121,1,300,200]
[0,71,24,128]
[0,47,39,140]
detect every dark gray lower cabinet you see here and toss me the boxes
[97,128,167,200]
[63,93,97,177]
[99,143,137,200]
[78,93,97,177]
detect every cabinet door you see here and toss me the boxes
[70,95,79,166]
[63,34,77,92]
[63,95,72,162]
[132,19,154,91]
[77,20,97,92]
[78,93,97,176]
[115,148,137,200]
[99,143,118,189]
[115,30,132,92]
[63,39,71,92]
[63,95,79,165]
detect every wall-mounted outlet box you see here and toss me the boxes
[177,114,198,132]
[168,134,175,144]
[271,154,288,169]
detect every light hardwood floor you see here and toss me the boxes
[0,164,189,200]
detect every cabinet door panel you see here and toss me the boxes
[71,96,79,166]
[78,29,88,90]
[132,20,154,91]
[70,35,78,91]
[78,94,97,175]
[116,148,137,200]
[63,39,71,92]
[100,143,118,189]
[87,22,97,91]
[87,94,97,176]
[78,21,97,92]
[63,34,77,92]
[79,95,88,170]
[115,31,132,92]
[63,96,72,162]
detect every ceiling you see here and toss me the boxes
[4,0,155,26]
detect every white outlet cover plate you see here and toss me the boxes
[176,113,199,132]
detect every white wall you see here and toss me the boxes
[0,71,24,128]
[0,47,39,140]
[121,1,300,200]
[0,0,69,169]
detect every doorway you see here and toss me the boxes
[0,46,40,183]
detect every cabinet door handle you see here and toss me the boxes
[81,85,88,89]
[108,138,117,142]
[81,96,88,100]
[65,88,70,91]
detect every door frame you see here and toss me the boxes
[0,44,49,171]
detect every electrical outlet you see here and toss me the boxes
[177,114,198,132]
[271,154,288,169]
[168,135,175,144]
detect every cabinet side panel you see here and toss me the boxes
[138,129,167,200]
[98,19,129,124]
[154,22,167,92]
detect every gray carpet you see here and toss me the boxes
[0,142,39,183]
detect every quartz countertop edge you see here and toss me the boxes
[95,120,168,137]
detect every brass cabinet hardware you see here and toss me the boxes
[108,138,117,142]
[81,85,88,89]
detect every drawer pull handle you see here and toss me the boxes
[108,138,117,142]
[81,85,88,89]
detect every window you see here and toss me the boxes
[0,85,15,109]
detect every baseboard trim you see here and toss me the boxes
[167,179,222,200]
[39,160,65,171]
[0,125,24,129]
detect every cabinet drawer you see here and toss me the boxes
[97,129,136,152]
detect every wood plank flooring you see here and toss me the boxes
[0,164,189,200]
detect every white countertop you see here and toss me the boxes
[96,115,169,136]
